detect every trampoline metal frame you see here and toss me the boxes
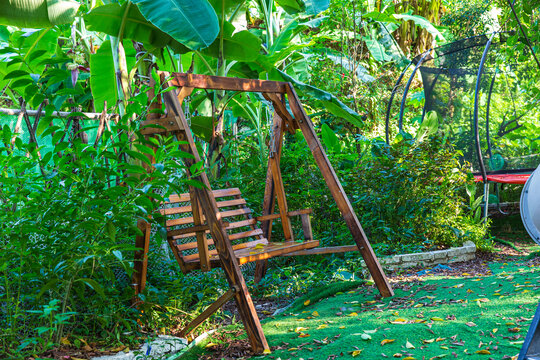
[385,29,539,218]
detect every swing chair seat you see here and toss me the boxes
[161,187,319,273]
[182,240,320,272]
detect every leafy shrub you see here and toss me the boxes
[352,134,491,253]
[0,100,193,357]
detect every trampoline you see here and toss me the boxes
[385,32,540,217]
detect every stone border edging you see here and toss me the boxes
[361,241,477,272]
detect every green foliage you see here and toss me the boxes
[440,0,493,38]
[0,86,196,357]
[353,135,491,253]
[83,3,191,54]
[130,0,219,51]
[0,0,79,28]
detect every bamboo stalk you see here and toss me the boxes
[0,108,110,120]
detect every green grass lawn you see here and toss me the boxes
[185,216,540,359]
[257,260,539,359]
[188,258,540,360]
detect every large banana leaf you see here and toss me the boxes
[90,39,135,113]
[89,40,117,113]
[275,0,305,14]
[190,116,214,142]
[304,0,329,15]
[364,22,405,64]
[0,0,79,27]
[322,53,375,83]
[269,17,325,54]
[207,0,245,18]
[274,70,364,128]
[84,3,190,54]
[276,0,328,15]
[201,21,261,62]
[393,13,445,41]
[130,0,219,50]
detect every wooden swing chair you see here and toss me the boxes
[132,72,394,354]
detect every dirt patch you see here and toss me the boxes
[197,329,254,360]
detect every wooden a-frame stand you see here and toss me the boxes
[133,72,393,354]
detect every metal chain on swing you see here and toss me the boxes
[184,96,191,126]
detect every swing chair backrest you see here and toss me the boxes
[160,187,319,273]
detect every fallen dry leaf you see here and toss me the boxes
[381,339,396,345]
[351,349,363,357]
[475,349,491,354]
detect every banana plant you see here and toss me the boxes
[0,0,80,28]
[84,0,220,115]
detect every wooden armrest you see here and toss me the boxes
[288,208,313,216]
[254,209,313,241]
[255,209,313,222]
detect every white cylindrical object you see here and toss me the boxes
[521,165,540,244]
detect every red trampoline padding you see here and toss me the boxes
[474,174,531,184]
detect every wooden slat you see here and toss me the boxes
[167,224,209,238]
[288,208,313,216]
[165,188,242,204]
[160,198,247,216]
[169,219,256,241]
[183,240,319,266]
[226,219,257,230]
[284,245,358,256]
[286,83,394,298]
[166,216,197,227]
[166,208,252,227]
[133,219,151,294]
[175,231,268,252]
[169,72,288,94]
[300,213,313,241]
[256,213,281,222]
[182,239,269,262]
[255,209,312,222]
[235,240,319,264]
[229,228,264,241]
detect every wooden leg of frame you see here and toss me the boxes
[160,80,270,353]
[133,219,151,296]
[285,84,394,298]
[300,213,313,241]
[254,260,268,284]
[256,101,286,283]
[180,286,238,338]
